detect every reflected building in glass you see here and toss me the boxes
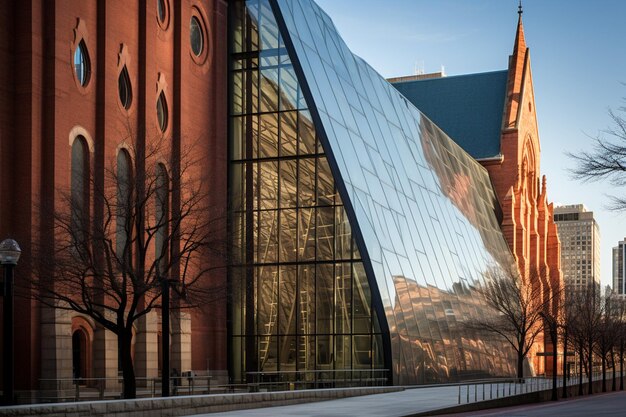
[229,0,519,385]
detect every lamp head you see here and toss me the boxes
[0,239,21,265]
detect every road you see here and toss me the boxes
[444,391,626,417]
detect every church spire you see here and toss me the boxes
[504,0,530,129]
[513,1,527,56]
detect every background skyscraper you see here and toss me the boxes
[554,205,601,290]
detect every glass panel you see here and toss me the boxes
[190,16,204,56]
[256,210,278,263]
[260,68,279,113]
[316,157,335,206]
[298,158,315,207]
[279,209,297,262]
[257,161,278,209]
[73,41,90,86]
[278,265,297,335]
[279,159,297,208]
[298,111,316,155]
[335,262,352,334]
[316,207,334,261]
[258,113,278,158]
[298,208,315,261]
[280,111,298,156]
[316,264,334,335]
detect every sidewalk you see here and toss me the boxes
[187,385,464,417]
[186,378,577,417]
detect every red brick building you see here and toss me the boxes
[0,0,229,398]
[392,11,563,375]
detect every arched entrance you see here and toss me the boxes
[70,316,94,383]
[72,329,88,380]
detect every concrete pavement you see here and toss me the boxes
[187,386,463,417]
[444,390,626,416]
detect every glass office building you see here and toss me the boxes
[229,0,518,385]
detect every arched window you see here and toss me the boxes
[116,149,133,262]
[155,164,169,275]
[118,66,132,110]
[73,40,91,87]
[157,92,168,132]
[71,137,89,245]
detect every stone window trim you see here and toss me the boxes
[69,126,95,153]
[71,18,93,93]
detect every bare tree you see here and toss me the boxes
[470,265,559,379]
[31,135,227,399]
[596,293,620,392]
[568,95,626,210]
[567,284,602,394]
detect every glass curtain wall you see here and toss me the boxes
[229,0,384,385]
[274,0,518,384]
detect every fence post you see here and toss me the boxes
[75,380,80,401]
[458,385,461,404]
[466,384,469,403]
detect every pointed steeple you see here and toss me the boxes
[504,1,530,129]
[513,1,527,56]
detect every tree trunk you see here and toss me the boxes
[578,340,584,396]
[562,330,568,399]
[602,349,606,392]
[611,350,616,392]
[619,339,624,391]
[587,340,593,394]
[119,329,136,399]
[517,343,524,379]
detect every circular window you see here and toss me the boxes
[118,66,132,110]
[73,40,91,87]
[190,16,204,57]
[157,92,168,132]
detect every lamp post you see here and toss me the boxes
[161,276,170,397]
[0,239,21,405]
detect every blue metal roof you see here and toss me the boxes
[391,71,508,159]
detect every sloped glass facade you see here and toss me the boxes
[230,0,518,385]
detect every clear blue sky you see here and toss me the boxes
[315,0,626,289]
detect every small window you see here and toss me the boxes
[73,41,91,87]
[157,0,169,29]
[157,0,166,23]
[118,66,132,110]
[157,92,168,132]
[190,16,204,57]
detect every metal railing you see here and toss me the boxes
[38,375,215,403]
[456,370,626,405]
[245,369,390,392]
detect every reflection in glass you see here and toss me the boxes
[73,41,90,86]
[277,0,519,385]
[190,16,204,56]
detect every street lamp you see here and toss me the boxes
[161,275,170,397]
[0,238,21,405]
